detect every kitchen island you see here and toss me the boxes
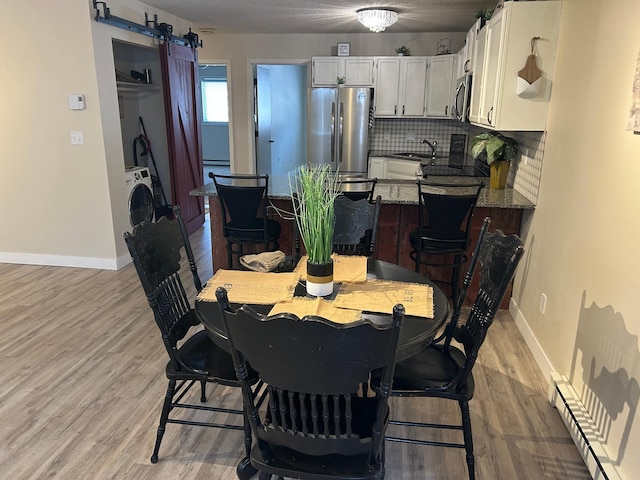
[191,176,533,306]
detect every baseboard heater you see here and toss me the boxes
[550,373,623,480]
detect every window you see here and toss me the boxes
[201,78,229,123]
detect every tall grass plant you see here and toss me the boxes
[289,165,340,264]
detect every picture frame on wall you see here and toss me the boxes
[337,42,350,56]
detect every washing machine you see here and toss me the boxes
[125,166,154,226]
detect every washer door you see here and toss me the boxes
[129,184,154,226]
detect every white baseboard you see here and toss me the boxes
[509,297,554,383]
[0,252,132,270]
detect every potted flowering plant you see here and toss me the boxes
[395,45,410,56]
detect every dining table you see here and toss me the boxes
[195,258,450,362]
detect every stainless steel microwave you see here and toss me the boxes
[453,74,472,123]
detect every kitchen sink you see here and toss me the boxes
[391,152,433,160]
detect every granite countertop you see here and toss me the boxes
[191,175,535,210]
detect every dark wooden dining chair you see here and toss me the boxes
[123,205,260,470]
[339,177,378,202]
[409,181,483,303]
[209,172,282,268]
[213,287,404,480]
[371,227,524,480]
[333,194,382,257]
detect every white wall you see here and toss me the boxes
[0,0,191,269]
[511,0,640,476]
[197,32,466,173]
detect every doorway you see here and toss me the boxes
[199,63,231,178]
[253,63,308,176]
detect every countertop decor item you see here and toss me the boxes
[395,45,410,56]
[289,165,341,297]
[470,132,518,190]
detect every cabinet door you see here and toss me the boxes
[368,157,387,178]
[425,55,456,118]
[468,27,486,124]
[374,57,400,117]
[345,57,375,86]
[464,18,481,73]
[386,159,422,180]
[312,57,344,86]
[399,57,428,117]
[480,9,504,127]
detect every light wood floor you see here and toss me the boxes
[0,215,590,479]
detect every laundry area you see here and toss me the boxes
[114,40,173,226]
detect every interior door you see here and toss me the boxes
[160,43,204,234]
[255,66,273,175]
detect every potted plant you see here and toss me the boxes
[470,132,518,189]
[395,45,410,56]
[289,164,341,297]
[474,7,494,27]
[337,76,346,86]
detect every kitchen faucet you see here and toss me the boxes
[421,139,438,165]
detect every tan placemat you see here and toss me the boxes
[294,254,367,283]
[197,270,299,305]
[268,297,362,324]
[334,279,434,318]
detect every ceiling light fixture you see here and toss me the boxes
[357,8,399,33]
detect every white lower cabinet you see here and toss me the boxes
[369,157,421,180]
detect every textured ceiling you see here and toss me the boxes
[141,0,489,34]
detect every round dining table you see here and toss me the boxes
[196,258,450,361]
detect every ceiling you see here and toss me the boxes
[141,0,489,34]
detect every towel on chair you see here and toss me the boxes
[240,250,286,273]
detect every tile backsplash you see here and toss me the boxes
[369,118,545,204]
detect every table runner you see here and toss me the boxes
[197,270,299,304]
[268,297,361,324]
[334,279,434,318]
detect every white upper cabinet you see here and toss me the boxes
[469,1,562,131]
[425,54,457,118]
[344,57,375,86]
[312,57,374,86]
[373,57,427,118]
[463,18,482,74]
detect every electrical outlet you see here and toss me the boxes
[70,131,84,145]
[405,132,416,141]
[539,293,547,315]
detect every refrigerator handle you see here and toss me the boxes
[331,101,336,165]
[338,101,344,165]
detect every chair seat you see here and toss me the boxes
[409,227,468,253]
[168,329,258,387]
[251,443,382,480]
[371,344,475,401]
[227,218,281,242]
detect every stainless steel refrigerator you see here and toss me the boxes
[307,87,372,177]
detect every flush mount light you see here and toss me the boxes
[357,8,399,33]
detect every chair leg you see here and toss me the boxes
[451,255,462,303]
[200,380,207,403]
[243,406,252,457]
[459,400,475,480]
[151,378,176,463]
[227,241,234,269]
